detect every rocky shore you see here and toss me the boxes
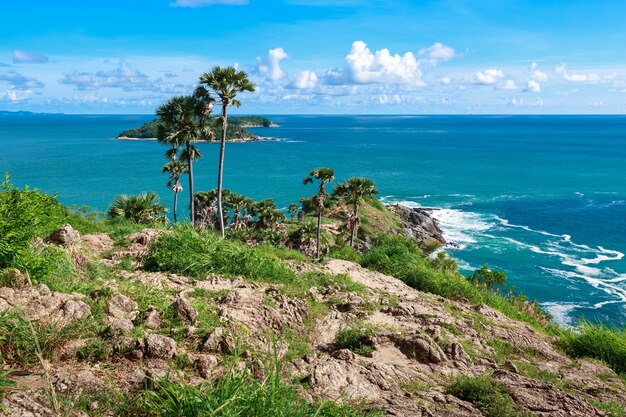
[387,204,449,247]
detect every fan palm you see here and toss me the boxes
[162,158,187,223]
[156,95,213,224]
[333,177,379,247]
[107,192,168,224]
[303,167,335,259]
[198,66,255,238]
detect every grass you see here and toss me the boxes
[335,324,377,356]
[591,400,626,417]
[558,322,626,376]
[449,374,531,417]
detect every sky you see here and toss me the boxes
[1,0,626,114]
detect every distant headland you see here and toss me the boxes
[116,115,278,142]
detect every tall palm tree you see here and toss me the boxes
[333,177,379,247]
[162,158,187,223]
[156,95,213,223]
[303,167,335,259]
[198,66,255,238]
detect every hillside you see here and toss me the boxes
[117,116,275,140]
[0,182,625,417]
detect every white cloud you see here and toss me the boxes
[257,48,289,81]
[327,41,424,86]
[555,64,601,82]
[290,70,318,89]
[440,76,451,85]
[500,79,517,90]
[530,62,548,81]
[0,71,44,89]
[60,61,185,92]
[526,80,541,93]
[473,68,504,85]
[418,42,457,64]
[13,50,49,64]
[169,0,248,7]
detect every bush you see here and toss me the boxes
[559,322,626,375]
[449,374,531,417]
[144,225,296,284]
[0,175,69,267]
[335,325,376,356]
[107,193,168,224]
[469,264,507,288]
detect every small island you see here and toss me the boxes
[116,115,277,142]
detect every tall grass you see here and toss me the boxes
[559,322,626,375]
[449,374,531,417]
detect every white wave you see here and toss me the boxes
[430,208,494,249]
[541,302,581,327]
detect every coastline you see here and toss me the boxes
[113,136,279,143]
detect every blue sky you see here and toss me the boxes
[1,0,626,114]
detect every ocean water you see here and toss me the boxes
[1,113,626,326]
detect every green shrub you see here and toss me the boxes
[107,193,168,224]
[469,264,507,288]
[0,175,69,267]
[144,225,297,284]
[335,326,376,356]
[449,374,531,417]
[559,322,626,375]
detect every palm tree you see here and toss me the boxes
[198,66,255,238]
[107,192,168,224]
[156,95,213,224]
[287,203,298,221]
[333,177,379,247]
[303,167,335,259]
[162,157,187,223]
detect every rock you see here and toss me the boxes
[0,284,90,326]
[107,294,138,320]
[144,307,162,330]
[0,268,28,288]
[203,327,224,352]
[392,331,446,364]
[144,334,177,359]
[196,354,219,379]
[172,297,198,324]
[388,205,446,246]
[446,342,472,366]
[2,393,57,417]
[82,233,115,255]
[108,318,134,336]
[46,224,80,247]
[109,336,138,353]
[125,228,166,246]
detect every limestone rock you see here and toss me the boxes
[82,233,115,255]
[46,224,80,247]
[196,354,219,379]
[107,294,138,320]
[144,306,162,330]
[108,318,134,336]
[172,297,198,324]
[144,334,177,359]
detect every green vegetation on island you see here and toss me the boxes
[117,115,274,140]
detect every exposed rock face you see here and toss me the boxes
[107,294,139,321]
[109,318,134,336]
[143,334,177,359]
[172,297,198,325]
[46,224,80,247]
[0,284,90,326]
[143,306,162,330]
[82,233,115,255]
[387,204,446,246]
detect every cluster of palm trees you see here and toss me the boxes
[157,66,255,231]
[303,167,379,258]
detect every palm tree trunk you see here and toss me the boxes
[217,103,228,238]
[350,200,359,247]
[173,191,178,223]
[187,142,195,224]
[316,209,322,259]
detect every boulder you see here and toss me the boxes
[171,297,198,324]
[107,294,138,320]
[195,354,219,379]
[144,334,177,359]
[108,318,134,336]
[143,307,162,330]
[46,224,80,247]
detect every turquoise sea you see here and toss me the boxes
[2,113,626,326]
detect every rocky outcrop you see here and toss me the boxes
[46,224,80,247]
[387,204,446,246]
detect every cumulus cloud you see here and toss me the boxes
[60,61,184,93]
[526,80,541,93]
[324,41,425,86]
[257,48,289,81]
[530,62,548,82]
[169,0,248,7]
[418,43,457,64]
[500,79,517,90]
[0,71,44,89]
[555,64,602,82]
[440,76,451,85]
[13,50,49,64]
[473,68,504,85]
[289,70,318,89]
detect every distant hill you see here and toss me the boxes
[117,116,275,140]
